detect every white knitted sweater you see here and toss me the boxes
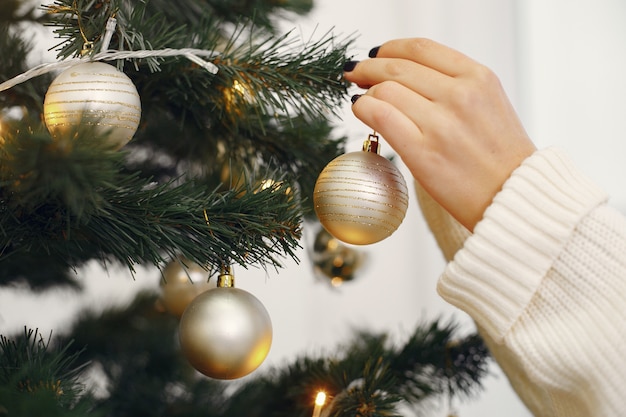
[415,147,626,416]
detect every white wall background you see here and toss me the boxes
[2,1,626,416]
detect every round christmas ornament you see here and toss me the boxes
[159,256,213,318]
[313,133,409,245]
[311,226,365,287]
[178,266,272,380]
[43,61,141,149]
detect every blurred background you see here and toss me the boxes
[2,0,625,415]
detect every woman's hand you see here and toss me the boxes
[344,38,536,231]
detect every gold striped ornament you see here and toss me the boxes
[313,133,409,245]
[43,61,141,149]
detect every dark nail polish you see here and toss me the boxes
[368,46,380,58]
[351,94,362,104]
[343,60,359,72]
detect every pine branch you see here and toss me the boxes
[127,113,346,215]
[201,0,314,30]
[0,122,303,283]
[0,0,45,25]
[41,0,352,120]
[0,24,50,112]
[329,358,403,417]
[0,328,98,416]
[121,24,352,136]
[209,26,352,126]
[47,295,490,417]
[1,0,352,285]
[387,319,490,404]
[222,318,490,417]
[56,293,224,417]
[43,0,314,60]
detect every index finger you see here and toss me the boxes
[371,38,478,77]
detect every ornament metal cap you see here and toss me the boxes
[217,265,235,288]
[362,131,380,154]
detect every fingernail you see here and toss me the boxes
[343,60,359,72]
[351,94,362,104]
[368,46,380,58]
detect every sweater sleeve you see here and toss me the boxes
[428,147,626,416]
[436,147,608,341]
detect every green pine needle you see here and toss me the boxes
[0,328,97,416]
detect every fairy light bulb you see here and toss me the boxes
[312,391,327,417]
[232,79,248,96]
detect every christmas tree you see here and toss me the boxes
[0,0,490,415]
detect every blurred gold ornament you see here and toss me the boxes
[178,266,272,380]
[43,61,141,149]
[219,161,293,200]
[313,133,409,245]
[220,161,245,191]
[311,227,365,286]
[159,256,212,318]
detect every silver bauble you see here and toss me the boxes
[43,61,141,149]
[179,273,272,380]
[313,140,409,245]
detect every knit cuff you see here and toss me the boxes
[437,147,608,342]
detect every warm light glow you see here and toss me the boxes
[259,179,275,191]
[230,79,253,103]
[315,391,326,406]
[312,391,326,417]
[232,79,247,95]
[255,179,292,196]
[330,277,344,287]
[327,238,339,251]
[221,79,254,113]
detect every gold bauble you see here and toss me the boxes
[312,227,365,286]
[43,61,141,149]
[160,257,212,318]
[313,142,409,245]
[179,270,272,380]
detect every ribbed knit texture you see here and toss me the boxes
[416,148,626,416]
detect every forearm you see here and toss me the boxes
[426,147,626,415]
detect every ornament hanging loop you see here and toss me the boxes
[217,264,235,288]
[80,41,94,56]
[362,131,380,154]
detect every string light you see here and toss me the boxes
[101,16,117,52]
[0,13,219,94]
[312,391,326,417]
[0,48,220,94]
